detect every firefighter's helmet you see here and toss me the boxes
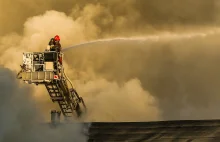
[54,35,60,41]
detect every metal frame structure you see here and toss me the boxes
[17,51,86,118]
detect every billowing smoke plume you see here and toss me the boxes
[77,78,160,122]
[1,0,220,37]
[64,33,220,121]
[1,0,220,125]
[0,66,87,142]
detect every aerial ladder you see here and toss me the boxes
[16,51,86,119]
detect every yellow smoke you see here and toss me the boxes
[1,1,220,123]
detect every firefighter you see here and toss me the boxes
[49,38,55,46]
[53,35,62,52]
[46,35,62,52]
[46,38,54,51]
[52,35,62,65]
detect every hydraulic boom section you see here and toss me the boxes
[17,51,86,118]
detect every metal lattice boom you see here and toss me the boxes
[17,51,86,118]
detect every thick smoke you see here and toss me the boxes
[77,78,160,122]
[1,0,220,124]
[64,32,220,120]
[0,66,87,142]
[1,0,220,36]
[0,8,162,121]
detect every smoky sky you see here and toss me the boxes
[0,0,219,36]
[1,0,220,122]
[64,33,220,120]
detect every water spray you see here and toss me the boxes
[63,28,220,52]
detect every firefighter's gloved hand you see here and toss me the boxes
[46,45,50,51]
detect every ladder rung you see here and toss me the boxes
[45,82,76,117]
[61,105,71,108]
[49,92,61,96]
[63,110,73,113]
[51,97,64,101]
[48,89,59,91]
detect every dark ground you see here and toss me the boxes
[86,120,220,142]
[41,119,220,142]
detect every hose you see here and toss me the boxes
[63,70,74,88]
[16,65,26,79]
[63,68,80,99]
[16,70,22,79]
